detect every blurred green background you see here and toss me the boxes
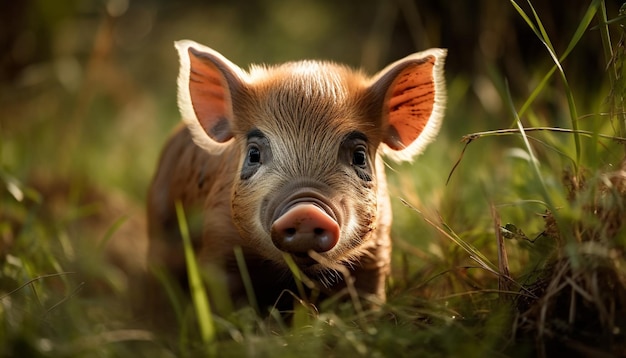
[2,0,618,201]
[1,0,624,355]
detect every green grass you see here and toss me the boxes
[1,1,625,357]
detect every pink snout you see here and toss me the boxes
[270,203,340,254]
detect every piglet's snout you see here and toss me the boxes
[270,203,340,254]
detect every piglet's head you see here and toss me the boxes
[175,40,446,272]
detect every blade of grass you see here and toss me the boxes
[491,203,511,297]
[512,0,601,170]
[504,81,576,247]
[175,201,215,351]
[599,1,626,144]
[282,253,308,300]
[460,126,626,173]
[597,0,614,76]
[0,272,76,300]
[233,246,259,313]
[461,126,626,143]
[96,216,128,251]
[526,0,555,54]
[42,282,85,318]
[151,267,185,326]
[511,0,601,118]
[400,199,499,274]
[504,82,553,209]
[560,0,602,64]
[510,1,601,169]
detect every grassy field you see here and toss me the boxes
[1,0,625,356]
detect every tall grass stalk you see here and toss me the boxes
[598,1,626,146]
[233,246,259,313]
[400,199,499,275]
[510,0,602,174]
[175,202,216,352]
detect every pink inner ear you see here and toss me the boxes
[188,50,232,142]
[386,56,436,150]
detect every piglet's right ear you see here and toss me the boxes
[175,40,246,153]
[369,49,446,162]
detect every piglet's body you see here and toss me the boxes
[147,40,446,311]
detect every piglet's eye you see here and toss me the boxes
[247,146,261,164]
[352,148,367,167]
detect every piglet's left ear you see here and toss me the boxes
[369,49,447,162]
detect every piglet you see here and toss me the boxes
[147,40,446,312]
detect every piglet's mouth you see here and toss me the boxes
[286,252,319,267]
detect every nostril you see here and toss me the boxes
[271,203,340,254]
